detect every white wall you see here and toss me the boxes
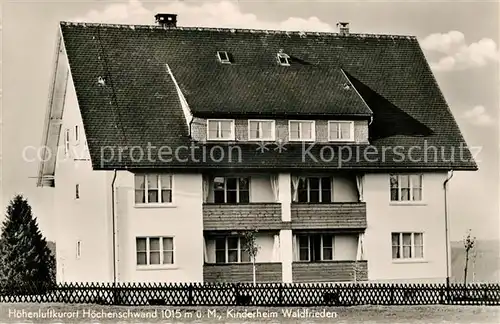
[363,172,448,283]
[54,66,112,283]
[334,234,358,260]
[115,172,204,283]
[333,175,358,202]
[205,233,276,263]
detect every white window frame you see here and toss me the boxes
[136,236,175,267]
[206,119,235,141]
[134,174,173,205]
[297,234,334,262]
[328,121,354,142]
[277,52,290,66]
[214,236,250,264]
[212,177,250,203]
[288,120,316,141]
[297,176,333,203]
[390,174,424,203]
[391,232,424,261]
[247,120,276,141]
[74,125,80,145]
[64,128,70,156]
[217,51,231,64]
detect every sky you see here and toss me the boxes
[1,0,499,242]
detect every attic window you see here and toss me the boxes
[217,51,231,64]
[277,52,290,66]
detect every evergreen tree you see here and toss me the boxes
[0,195,56,291]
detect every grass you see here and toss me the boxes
[0,303,499,323]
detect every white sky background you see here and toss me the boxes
[1,0,499,242]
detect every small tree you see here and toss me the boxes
[0,195,56,292]
[463,229,476,285]
[241,229,260,286]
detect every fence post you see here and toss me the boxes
[188,284,193,306]
[279,283,283,307]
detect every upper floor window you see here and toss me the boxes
[296,176,332,203]
[392,232,424,260]
[289,121,315,141]
[136,236,174,266]
[217,51,231,64]
[328,121,354,141]
[207,119,235,141]
[297,234,334,261]
[248,120,275,141]
[135,174,172,204]
[213,177,249,203]
[390,174,422,202]
[215,236,250,263]
[64,128,70,156]
[75,125,80,144]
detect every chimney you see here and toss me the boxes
[155,13,177,28]
[336,22,350,36]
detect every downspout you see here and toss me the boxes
[111,170,118,284]
[443,170,454,288]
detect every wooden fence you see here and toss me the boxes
[1,282,499,306]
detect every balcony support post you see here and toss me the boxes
[277,173,293,282]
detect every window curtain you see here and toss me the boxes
[356,174,364,202]
[291,176,302,202]
[202,175,210,203]
[292,234,297,261]
[203,237,208,263]
[270,175,279,202]
[272,234,280,261]
[356,233,365,261]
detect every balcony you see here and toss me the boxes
[204,263,282,283]
[203,203,282,231]
[291,202,366,230]
[292,261,368,283]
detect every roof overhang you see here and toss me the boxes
[37,26,69,187]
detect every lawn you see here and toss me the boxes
[0,303,498,323]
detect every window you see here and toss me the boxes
[328,121,354,141]
[64,128,70,155]
[297,234,334,261]
[289,121,315,141]
[213,177,249,203]
[217,51,231,64]
[207,119,235,140]
[76,241,81,259]
[297,177,332,203]
[136,237,174,266]
[277,52,290,66]
[214,236,250,263]
[75,125,80,144]
[248,120,275,141]
[390,174,423,202]
[392,232,424,259]
[75,184,80,199]
[135,174,173,204]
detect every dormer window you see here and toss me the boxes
[328,121,354,142]
[217,51,231,64]
[277,52,290,66]
[207,119,235,141]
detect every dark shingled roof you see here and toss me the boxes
[58,22,477,171]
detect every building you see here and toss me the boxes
[37,14,477,284]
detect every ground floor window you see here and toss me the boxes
[136,237,174,265]
[214,236,250,263]
[391,232,424,259]
[297,234,334,261]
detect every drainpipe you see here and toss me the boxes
[111,170,118,284]
[443,170,454,288]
